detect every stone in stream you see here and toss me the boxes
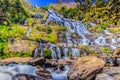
[28,58,46,66]
[12,74,44,80]
[67,56,105,80]
[103,67,120,76]
[95,67,120,80]
[95,73,115,80]
[36,69,52,80]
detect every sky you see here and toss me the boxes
[27,0,74,6]
[27,0,108,6]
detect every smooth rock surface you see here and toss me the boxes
[95,73,114,80]
[67,56,105,80]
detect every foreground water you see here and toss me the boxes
[0,63,38,80]
[0,63,70,80]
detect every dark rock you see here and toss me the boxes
[12,74,44,80]
[45,59,58,68]
[67,56,105,80]
[28,58,46,66]
[36,69,52,80]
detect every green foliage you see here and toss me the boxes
[1,51,31,59]
[83,45,98,55]
[56,26,68,31]
[46,26,52,34]
[43,48,51,58]
[102,47,112,54]
[59,6,77,19]
[0,0,32,25]
[0,25,26,40]
[97,21,108,32]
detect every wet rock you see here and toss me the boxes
[67,56,105,80]
[105,58,116,66]
[58,58,74,65]
[112,48,120,57]
[45,59,58,68]
[28,58,46,66]
[103,67,120,75]
[95,73,114,80]
[12,74,44,80]
[114,74,120,80]
[36,69,52,80]
[95,67,120,80]
[54,64,65,72]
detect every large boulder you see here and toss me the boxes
[67,56,105,80]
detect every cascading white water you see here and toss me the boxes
[102,30,112,35]
[23,18,28,26]
[64,47,69,58]
[71,48,80,57]
[49,43,61,59]
[94,36,107,46]
[46,65,70,80]
[63,18,75,33]
[26,27,32,37]
[65,32,73,47]
[33,48,39,58]
[43,9,120,59]
[38,39,44,56]
[0,64,38,80]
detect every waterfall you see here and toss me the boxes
[71,48,80,57]
[33,48,39,59]
[64,47,69,59]
[23,18,28,26]
[66,32,72,47]
[49,44,61,59]
[94,36,107,46]
[26,27,32,37]
[38,39,44,56]
[102,30,112,35]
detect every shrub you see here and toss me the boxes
[46,26,52,34]
[102,47,112,54]
[43,48,51,58]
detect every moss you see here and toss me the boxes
[102,47,112,54]
[43,48,51,58]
